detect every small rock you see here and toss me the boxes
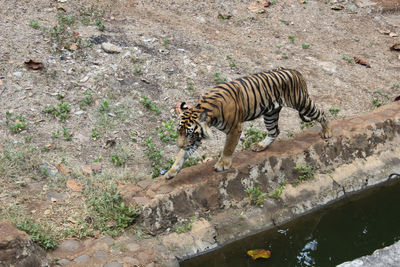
[93,250,107,261]
[122,51,131,59]
[104,262,123,267]
[13,72,23,78]
[74,254,90,263]
[80,76,89,83]
[99,236,115,246]
[59,239,82,253]
[126,242,140,252]
[74,110,85,115]
[73,133,89,143]
[47,192,67,201]
[123,257,140,265]
[101,42,122,54]
[57,259,71,266]
[146,263,155,267]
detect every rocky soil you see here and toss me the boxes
[0,0,399,265]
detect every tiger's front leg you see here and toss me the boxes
[214,124,242,172]
[165,149,190,179]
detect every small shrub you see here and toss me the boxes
[5,112,27,133]
[214,72,227,84]
[241,124,267,149]
[14,217,58,250]
[44,103,71,122]
[246,185,267,207]
[302,43,310,49]
[342,56,353,63]
[300,120,316,130]
[29,20,40,29]
[295,164,315,183]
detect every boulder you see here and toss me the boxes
[0,221,48,267]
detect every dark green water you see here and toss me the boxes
[181,176,400,267]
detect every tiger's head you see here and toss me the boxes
[176,102,212,150]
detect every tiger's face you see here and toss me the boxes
[176,102,211,150]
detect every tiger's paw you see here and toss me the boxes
[251,142,268,152]
[164,168,177,180]
[321,128,332,139]
[214,158,232,172]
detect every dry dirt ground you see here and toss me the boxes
[0,0,399,251]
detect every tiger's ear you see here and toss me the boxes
[181,102,189,110]
[176,102,189,115]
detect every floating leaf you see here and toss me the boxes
[247,249,271,260]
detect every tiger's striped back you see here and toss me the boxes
[194,68,325,134]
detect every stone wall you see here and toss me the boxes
[122,102,400,260]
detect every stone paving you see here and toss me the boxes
[49,234,178,267]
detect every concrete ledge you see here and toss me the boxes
[122,102,400,259]
[337,241,400,267]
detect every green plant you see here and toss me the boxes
[93,156,103,162]
[246,183,267,207]
[133,66,142,73]
[87,185,140,237]
[241,124,267,149]
[96,19,105,31]
[300,120,316,130]
[140,96,161,115]
[392,83,399,91]
[214,72,227,84]
[13,216,58,250]
[91,129,100,140]
[295,164,315,183]
[280,18,289,25]
[182,155,206,169]
[29,20,40,29]
[110,154,127,166]
[174,217,195,233]
[342,56,354,63]
[44,102,71,122]
[268,182,286,200]
[56,93,64,100]
[329,107,341,118]
[145,137,173,177]
[52,129,60,138]
[62,126,73,141]
[372,98,383,108]
[288,35,295,43]
[159,119,178,143]
[5,112,27,133]
[99,100,110,112]
[162,38,169,46]
[187,81,194,90]
[302,43,310,49]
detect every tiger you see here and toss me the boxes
[164,67,332,179]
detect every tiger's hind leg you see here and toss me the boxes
[299,100,332,139]
[251,107,282,152]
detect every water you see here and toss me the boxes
[181,177,400,267]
